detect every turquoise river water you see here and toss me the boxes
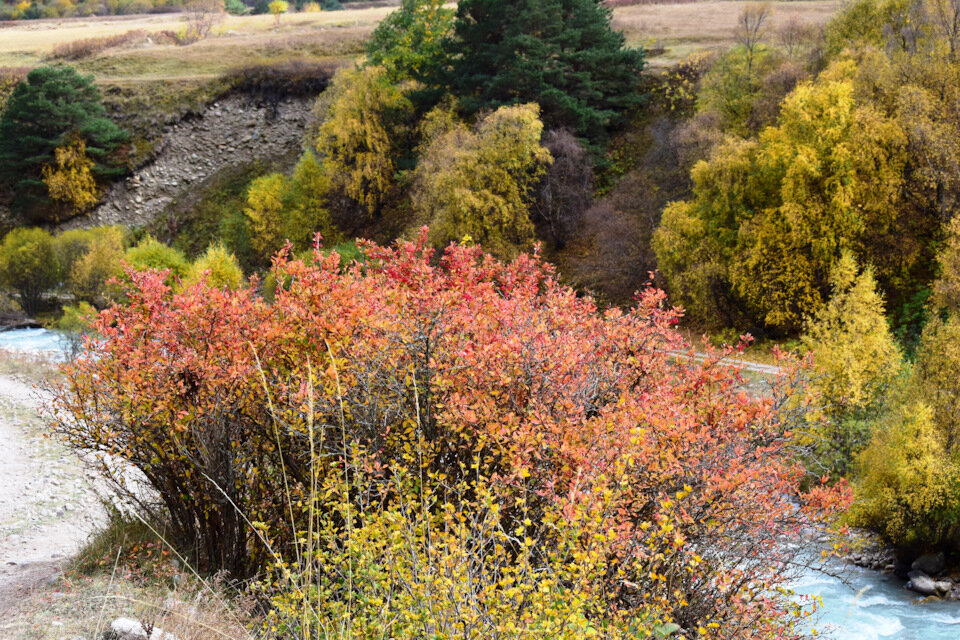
[792,560,960,639]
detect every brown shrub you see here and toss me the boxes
[533,129,593,250]
[50,30,148,61]
[222,59,338,114]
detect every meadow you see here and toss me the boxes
[0,0,839,82]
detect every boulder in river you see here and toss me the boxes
[911,552,946,576]
[907,570,939,596]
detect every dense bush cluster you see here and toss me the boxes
[51,235,847,637]
[0,225,243,315]
[653,0,960,341]
[12,0,960,628]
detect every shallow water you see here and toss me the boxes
[792,560,960,639]
[0,327,68,357]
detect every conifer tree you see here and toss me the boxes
[0,66,126,222]
[441,0,646,148]
[801,252,902,476]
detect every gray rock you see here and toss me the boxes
[935,580,954,593]
[110,618,179,640]
[911,552,946,576]
[907,570,939,596]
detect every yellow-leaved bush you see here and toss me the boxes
[800,252,902,477]
[851,314,960,552]
[64,226,127,305]
[258,447,672,640]
[183,243,244,291]
[412,102,552,259]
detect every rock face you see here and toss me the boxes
[63,93,315,231]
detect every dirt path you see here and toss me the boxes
[0,375,103,621]
[667,350,783,376]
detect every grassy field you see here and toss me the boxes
[0,1,840,81]
[614,0,840,65]
[0,9,391,79]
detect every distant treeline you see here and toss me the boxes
[0,0,368,20]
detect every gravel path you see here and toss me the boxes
[0,376,102,620]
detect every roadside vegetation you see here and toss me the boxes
[8,0,960,637]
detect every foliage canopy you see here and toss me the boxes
[0,66,126,222]
[438,0,646,148]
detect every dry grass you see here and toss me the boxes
[0,569,255,640]
[613,0,840,65]
[0,2,841,76]
[50,28,149,61]
[0,8,392,72]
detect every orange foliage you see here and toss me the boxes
[51,231,848,636]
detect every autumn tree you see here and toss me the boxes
[313,66,415,222]
[438,0,646,148]
[801,252,902,477]
[532,129,593,249]
[365,0,454,82]
[696,45,806,136]
[777,16,817,56]
[735,2,771,74]
[268,0,287,25]
[0,228,60,315]
[0,66,127,222]
[412,103,552,258]
[62,226,127,305]
[282,151,336,248]
[244,151,335,259]
[852,312,960,553]
[185,0,225,42]
[244,173,289,258]
[42,137,100,217]
[656,62,912,332]
[932,217,960,314]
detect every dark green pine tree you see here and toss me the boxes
[443,0,646,149]
[0,66,127,221]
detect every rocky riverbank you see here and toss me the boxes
[839,530,960,601]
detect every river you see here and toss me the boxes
[0,327,68,357]
[792,559,960,639]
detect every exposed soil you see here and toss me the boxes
[0,375,102,622]
[61,92,316,232]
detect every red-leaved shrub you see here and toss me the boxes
[51,231,848,636]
